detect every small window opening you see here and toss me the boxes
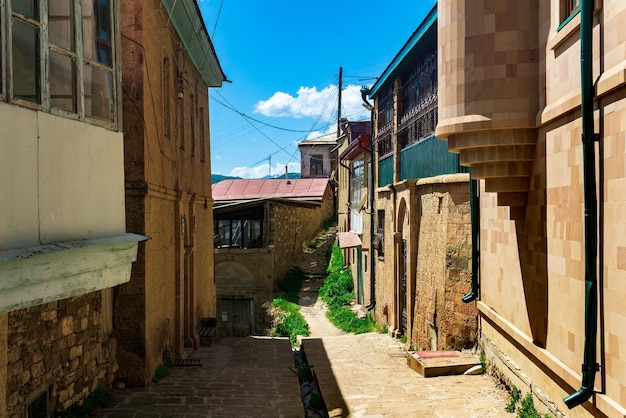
[28,389,49,418]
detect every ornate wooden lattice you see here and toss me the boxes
[399,50,438,148]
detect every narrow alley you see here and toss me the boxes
[96,230,514,417]
[95,329,513,417]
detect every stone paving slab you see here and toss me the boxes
[96,337,303,418]
[96,332,514,417]
[302,332,515,418]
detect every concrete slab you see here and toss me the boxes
[407,350,481,377]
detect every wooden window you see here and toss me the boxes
[375,210,385,257]
[11,0,41,104]
[163,57,170,137]
[190,94,195,156]
[3,0,118,126]
[311,154,323,176]
[49,0,76,113]
[82,0,114,121]
[199,106,205,162]
[178,93,184,150]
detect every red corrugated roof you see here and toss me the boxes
[212,178,331,202]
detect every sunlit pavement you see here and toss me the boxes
[96,332,514,417]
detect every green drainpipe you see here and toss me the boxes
[563,0,600,409]
[463,179,479,303]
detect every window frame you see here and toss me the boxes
[310,153,324,176]
[1,0,120,130]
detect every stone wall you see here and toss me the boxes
[6,292,116,416]
[270,200,334,284]
[412,180,477,350]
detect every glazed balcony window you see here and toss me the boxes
[2,0,118,128]
[214,219,263,249]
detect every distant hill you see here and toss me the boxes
[263,172,301,179]
[212,173,301,183]
[211,174,240,183]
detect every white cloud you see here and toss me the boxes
[214,154,222,160]
[229,161,300,179]
[254,84,370,122]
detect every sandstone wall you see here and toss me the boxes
[6,292,116,416]
[270,200,334,284]
[412,180,476,350]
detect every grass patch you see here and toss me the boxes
[271,297,310,345]
[152,363,169,382]
[319,243,378,334]
[504,387,550,417]
[308,240,320,250]
[505,386,520,413]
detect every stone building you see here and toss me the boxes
[436,0,626,416]
[299,132,338,179]
[212,179,334,336]
[363,5,477,351]
[0,1,144,415]
[336,120,371,306]
[116,0,226,386]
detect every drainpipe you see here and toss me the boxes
[463,179,480,303]
[564,0,600,409]
[362,87,376,311]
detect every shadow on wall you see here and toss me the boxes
[516,161,548,348]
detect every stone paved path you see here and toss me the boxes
[96,337,302,418]
[301,332,514,418]
[96,226,515,417]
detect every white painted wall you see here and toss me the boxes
[0,102,126,250]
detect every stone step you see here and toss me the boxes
[407,351,481,377]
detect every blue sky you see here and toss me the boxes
[198,0,437,178]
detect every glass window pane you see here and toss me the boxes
[12,0,39,20]
[49,0,73,50]
[82,0,112,66]
[12,19,40,103]
[84,64,113,120]
[50,50,76,113]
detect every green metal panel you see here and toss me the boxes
[400,136,469,180]
[378,155,394,187]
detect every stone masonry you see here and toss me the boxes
[412,180,477,351]
[6,292,116,416]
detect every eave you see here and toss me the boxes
[0,233,147,313]
[369,4,437,98]
[162,0,226,87]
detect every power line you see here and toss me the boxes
[210,95,321,133]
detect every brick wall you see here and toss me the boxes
[6,292,116,416]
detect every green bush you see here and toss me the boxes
[320,243,378,334]
[272,297,310,345]
[152,364,169,382]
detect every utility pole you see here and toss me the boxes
[337,67,342,138]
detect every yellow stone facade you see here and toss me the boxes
[437,0,626,416]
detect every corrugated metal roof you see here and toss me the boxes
[212,178,331,202]
[337,232,362,249]
[298,132,338,146]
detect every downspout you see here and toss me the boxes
[362,87,376,311]
[462,179,480,303]
[564,0,600,408]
